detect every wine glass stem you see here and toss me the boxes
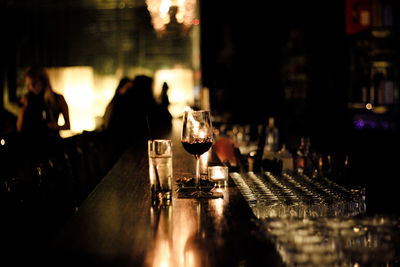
[195,155,200,190]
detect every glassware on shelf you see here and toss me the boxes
[230,171,366,220]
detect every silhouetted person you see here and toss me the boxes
[103,77,133,130]
[161,82,170,109]
[132,76,172,136]
[16,66,70,163]
[17,66,70,137]
[107,75,172,151]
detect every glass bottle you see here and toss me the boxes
[277,144,293,171]
[264,117,279,152]
[295,137,307,174]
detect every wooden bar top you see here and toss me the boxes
[45,119,283,266]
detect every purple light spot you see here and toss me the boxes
[354,119,365,129]
[368,120,377,128]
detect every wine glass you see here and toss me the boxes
[181,110,213,197]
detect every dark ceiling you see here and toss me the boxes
[5,0,146,9]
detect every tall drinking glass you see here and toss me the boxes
[148,139,173,203]
[181,110,213,197]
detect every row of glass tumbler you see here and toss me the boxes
[230,171,366,219]
[259,215,400,266]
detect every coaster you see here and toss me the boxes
[175,177,224,198]
[176,189,224,199]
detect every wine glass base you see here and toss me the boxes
[178,189,223,199]
[190,190,213,198]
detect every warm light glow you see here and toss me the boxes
[175,0,196,27]
[184,250,196,267]
[209,166,228,181]
[366,103,373,110]
[154,68,194,118]
[152,240,171,267]
[184,106,193,112]
[200,151,209,174]
[0,139,5,146]
[170,90,185,104]
[48,67,95,132]
[146,0,197,35]
[174,201,198,267]
[146,0,171,32]
[213,198,224,217]
[210,169,225,180]
[92,75,119,123]
[43,66,198,134]
[189,112,200,132]
[200,87,209,111]
[149,205,175,267]
[48,67,119,133]
[160,0,172,18]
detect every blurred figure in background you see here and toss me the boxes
[15,66,71,181]
[102,77,133,130]
[106,75,172,151]
[16,66,70,137]
[160,81,170,110]
[131,75,172,137]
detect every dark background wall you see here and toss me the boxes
[200,1,349,146]
[200,0,400,214]
[1,0,193,108]
[201,0,399,147]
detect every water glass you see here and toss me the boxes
[148,139,173,203]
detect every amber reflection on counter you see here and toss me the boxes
[148,193,229,267]
[149,204,175,267]
[147,200,196,267]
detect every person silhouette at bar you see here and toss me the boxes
[102,77,133,130]
[16,66,71,170]
[106,75,172,151]
[16,66,70,136]
[160,82,170,110]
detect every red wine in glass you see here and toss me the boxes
[181,110,213,197]
[182,138,213,157]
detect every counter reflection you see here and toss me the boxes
[148,192,229,267]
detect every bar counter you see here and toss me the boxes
[45,119,283,266]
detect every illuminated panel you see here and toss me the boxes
[154,68,194,118]
[146,0,197,34]
[48,67,118,134]
[63,67,95,131]
[47,66,195,133]
[48,67,95,132]
[92,74,119,127]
